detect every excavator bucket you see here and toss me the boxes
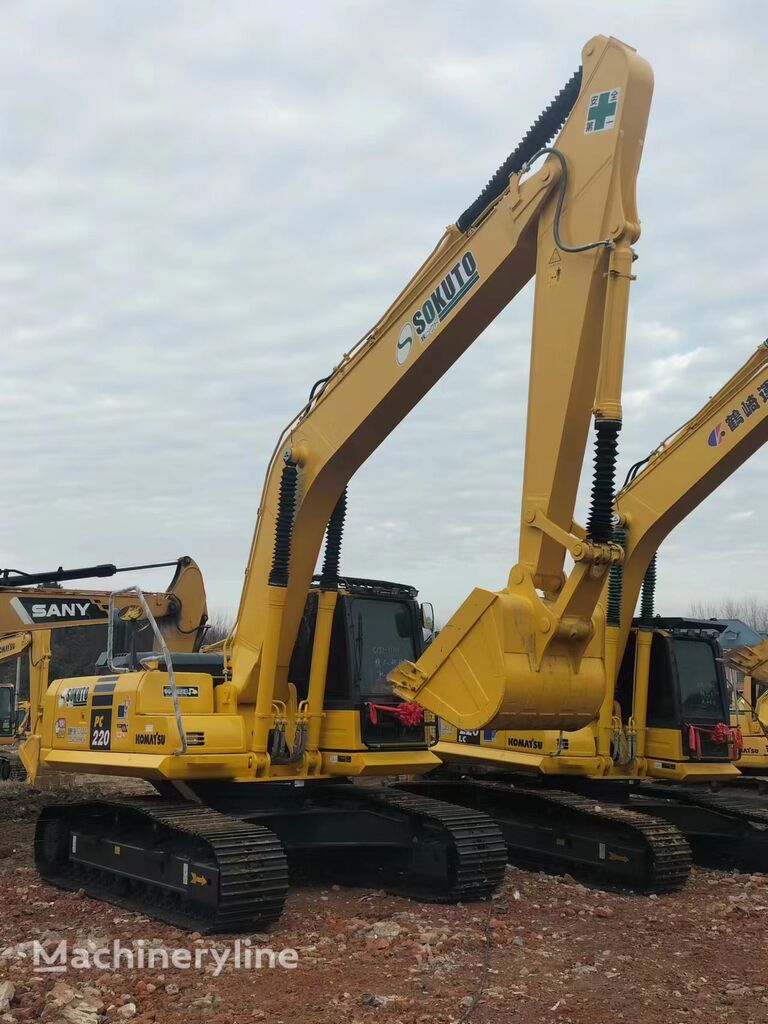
[389,588,606,731]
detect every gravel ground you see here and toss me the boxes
[0,776,765,1024]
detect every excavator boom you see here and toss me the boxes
[232,35,653,738]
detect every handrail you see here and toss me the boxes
[107,586,187,755]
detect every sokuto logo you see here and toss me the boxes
[395,250,480,365]
[396,322,414,365]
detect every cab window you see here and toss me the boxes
[352,599,417,698]
[673,638,725,721]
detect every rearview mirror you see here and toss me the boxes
[420,602,435,635]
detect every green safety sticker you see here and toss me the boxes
[585,89,620,134]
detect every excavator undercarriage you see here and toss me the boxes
[36,783,508,932]
[398,776,692,893]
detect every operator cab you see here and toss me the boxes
[616,618,734,761]
[289,576,429,749]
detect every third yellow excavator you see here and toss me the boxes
[0,631,50,780]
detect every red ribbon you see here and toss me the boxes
[367,702,424,727]
[686,722,743,760]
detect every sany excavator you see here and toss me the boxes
[0,631,51,780]
[27,35,655,931]
[0,557,208,780]
[0,557,207,645]
[423,339,768,878]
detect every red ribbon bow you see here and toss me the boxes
[367,702,424,727]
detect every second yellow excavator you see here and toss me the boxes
[0,556,207,645]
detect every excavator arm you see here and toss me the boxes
[230,35,653,737]
[0,556,208,651]
[613,340,768,662]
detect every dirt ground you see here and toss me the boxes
[0,777,766,1024]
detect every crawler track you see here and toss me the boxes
[638,783,768,825]
[0,753,25,781]
[35,799,289,933]
[397,779,692,893]
[34,786,506,931]
[632,782,768,871]
[325,786,507,902]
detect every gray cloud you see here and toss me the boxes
[2,1,767,622]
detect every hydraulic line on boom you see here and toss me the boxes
[0,559,182,588]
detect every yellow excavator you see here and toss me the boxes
[0,557,208,780]
[23,35,659,931]
[416,339,768,875]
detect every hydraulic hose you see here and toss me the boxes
[520,147,614,253]
[456,68,583,232]
[586,419,621,544]
[319,488,347,590]
[268,462,299,587]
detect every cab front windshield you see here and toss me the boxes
[353,598,417,698]
[673,638,726,721]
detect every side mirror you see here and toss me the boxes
[420,602,435,635]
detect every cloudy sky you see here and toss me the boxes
[2,1,767,625]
